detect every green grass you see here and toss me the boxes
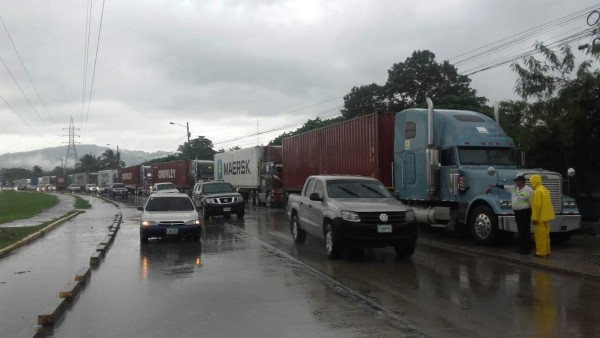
[0,212,78,251]
[74,195,92,209]
[0,190,59,224]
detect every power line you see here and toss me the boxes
[0,14,54,123]
[0,92,53,144]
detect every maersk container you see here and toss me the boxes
[150,160,191,191]
[282,112,395,193]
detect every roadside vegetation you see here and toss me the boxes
[74,195,92,209]
[0,190,58,224]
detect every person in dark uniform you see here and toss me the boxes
[486,174,533,254]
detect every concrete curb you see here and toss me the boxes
[0,211,83,259]
[36,213,122,331]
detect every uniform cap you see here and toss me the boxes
[514,174,526,182]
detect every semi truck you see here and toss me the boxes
[215,146,283,207]
[97,169,117,194]
[119,165,151,195]
[282,100,581,244]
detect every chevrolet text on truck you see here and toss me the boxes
[282,98,580,245]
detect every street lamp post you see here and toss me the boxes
[169,121,190,144]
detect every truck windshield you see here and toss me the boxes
[327,180,392,198]
[458,147,515,166]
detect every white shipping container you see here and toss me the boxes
[214,146,261,188]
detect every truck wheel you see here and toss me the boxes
[290,214,306,244]
[470,205,498,244]
[394,239,416,258]
[325,223,343,259]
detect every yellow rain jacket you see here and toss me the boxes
[530,174,555,223]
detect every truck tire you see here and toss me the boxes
[325,223,343,259]
[470,205,499,244]
[290,214,306,244]
[394,238,417,258]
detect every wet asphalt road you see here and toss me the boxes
[2,195,600,337]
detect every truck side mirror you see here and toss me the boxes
[309,192,323,201]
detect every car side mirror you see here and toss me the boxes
[309,192,323,201]
[137,206,144,211]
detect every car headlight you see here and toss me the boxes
[563,200,577,208]
[185,219,201,225]
[341,210,361,222]
[499,200,512,209]
[205,198,216,204]
[404,209,416,222]
[141,220,157,227]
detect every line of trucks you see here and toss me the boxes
[215,100,581,246]
[13,100,581,247]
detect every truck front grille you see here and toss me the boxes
[357,211,407,224]
[525,174,562,213]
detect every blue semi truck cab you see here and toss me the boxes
[394,99,580,244]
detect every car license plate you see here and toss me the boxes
[223,207,231,212]
[377,224,392,233]
[166,228,178,235]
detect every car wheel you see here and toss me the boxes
[290,214,306,244]
[203,211,210,220]
[394,239,416,258]
[140,232,149,244]
[237,210,245,218]
[325,223,343,259]
[470,205,499,244]
[191,234,201,242]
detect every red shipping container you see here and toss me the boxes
[119,166,140,187]
[282,112,395,193]
[150,160,191,190]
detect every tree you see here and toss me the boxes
[269,116,345,146]
[178,136,216,160]
[99,149,124,169]
[32,165,43,176]
[341,83,387,119]
[384,50,487,112]
[76,153,100,172]
[511,42,600,196]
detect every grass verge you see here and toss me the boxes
[0,191,59,224]
[0,211,78,251]
[74,195,92,209]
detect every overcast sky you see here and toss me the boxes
[1,0,599,162]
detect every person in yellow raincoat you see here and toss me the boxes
[530,174,555,257]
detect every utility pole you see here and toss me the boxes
[62,116,80,172]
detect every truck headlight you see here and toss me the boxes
[563,200,577,208]
[341,210,361,222]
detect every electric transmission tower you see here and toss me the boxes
[63,116,80,171]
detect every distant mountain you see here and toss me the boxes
[0,145,172,171]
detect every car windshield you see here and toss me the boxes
[327,180,392,198]
[202,183,234,193]
[113,183,125,188]
[458,147,515,165]
[145,196,194,211]
[157,183,176,190]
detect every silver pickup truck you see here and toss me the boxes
[286,175,417,259]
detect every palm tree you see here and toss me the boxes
[76,153,100,172]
